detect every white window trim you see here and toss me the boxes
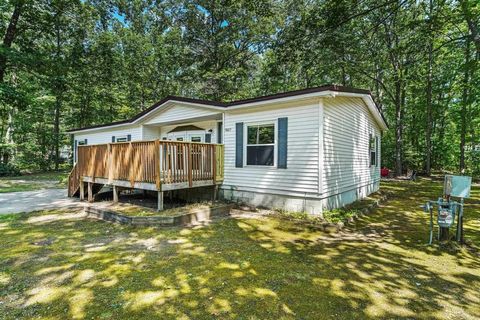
[187,131,205,142]
[244,120,277,167]
[166,130,205,142]
[369,133,377,167]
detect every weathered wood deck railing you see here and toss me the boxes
[71,140,224,195]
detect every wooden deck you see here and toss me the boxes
[68,140,224,208]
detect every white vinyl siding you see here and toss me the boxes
[142,126,160,140]
[321,97,381,196]
[143,104,221,125]
[74,126,141,145]
[223,103,319,196]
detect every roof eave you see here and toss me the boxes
[67,85,388,133]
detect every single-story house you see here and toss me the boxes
[67,85,387,214]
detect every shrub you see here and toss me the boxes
[322,208,358,223]
[0,163,21,177]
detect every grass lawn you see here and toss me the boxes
[0,171,68,193]
[0,179,479,319]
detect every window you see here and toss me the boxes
[191,136,202,143]
[78,139,87,146]
[116,136,128,142]
[176,137,184,141]
[246,123,275,166]
[369,134,377,166]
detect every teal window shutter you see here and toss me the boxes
[127,134,131,141]
[205,133,211,143]
[112,136,115,142]
[277,117,288,168]
[236,122,244,168]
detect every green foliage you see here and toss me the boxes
[0,163,20,176]
[0,0,478,176]
[322,208,358,223]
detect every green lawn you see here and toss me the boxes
[0,171,68,193]
[0,179,479,319]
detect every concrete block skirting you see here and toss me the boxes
[220,180,380,215]
[85,204,234,226]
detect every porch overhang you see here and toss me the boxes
[142,113,222,127]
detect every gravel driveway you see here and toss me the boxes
[0,189,81,215]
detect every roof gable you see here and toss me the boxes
[142,103,221,125]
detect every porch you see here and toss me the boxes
[68,140,224,210]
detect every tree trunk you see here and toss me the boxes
[460,39,471,173]
[394,76,403,176]
[53,11,62,171]
[54,95,61,170]
[459,0,480,56]
[0,0,24,83]
[3,106,15,164]
[425,0,434,176]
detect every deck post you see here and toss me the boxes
[157,191,164,211]
[155,139,161,190]
[113,185,119,203]
[79,181,85,201]
[213,185,218,201]
[187,144,193,187]
[87,182,93,202]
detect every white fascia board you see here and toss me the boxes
[69,123,135,134]
[69,101,226,134]
[225,91,334,110]
[70,91,387,134]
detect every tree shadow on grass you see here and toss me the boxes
[0,180,479,320]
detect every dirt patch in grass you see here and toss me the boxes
[96,201,227,217]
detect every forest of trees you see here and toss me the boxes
[0,0,479,176]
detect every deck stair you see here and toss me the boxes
[68,163,80,197]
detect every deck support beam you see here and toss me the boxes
[157,191,164,211]
[87,182,93,202]
[213,185,218,201]
[79,181,85,201]
[113,185,119,203]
